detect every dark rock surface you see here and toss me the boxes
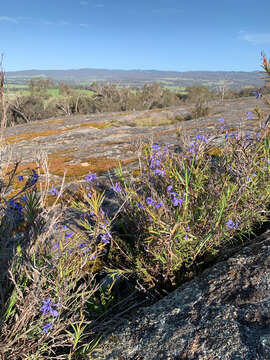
[91,229,270,359]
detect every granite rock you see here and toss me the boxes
[91,229,270,360]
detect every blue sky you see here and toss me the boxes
[1,0,270,72]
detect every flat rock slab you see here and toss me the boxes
[91,230,270,360]
[2,97,269,185]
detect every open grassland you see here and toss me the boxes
[5,84,95,98]
[0,56,269,359]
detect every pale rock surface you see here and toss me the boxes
[91,229,270,359]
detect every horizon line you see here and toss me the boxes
[5,67,261,73]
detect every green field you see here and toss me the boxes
[4,84,95,98]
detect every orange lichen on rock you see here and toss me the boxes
[3,161,41,183]
[48,156,137,179]
[5,129,65,143]
[4,122,111,144]
[74,122,112,130]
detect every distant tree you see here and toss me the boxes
[185,85,217,103]
[58,81,74,96]
[28,77,55,94]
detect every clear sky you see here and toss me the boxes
[1,0,270,72]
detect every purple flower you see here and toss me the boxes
[8,199,15,208]
[152,144,161,152]
[184,234,188,240]
[172,196,183,207]
[137,202,145,210]
[167,185,173,194]
[146,197,155,206]
[50,309,59,317]
[42,322,53,334]
[50,186,59,196]
[31,170,39,185]
[195,134,208,143]
[101,231,112,244]
[41,298,59,317]
[218,118,225,123]
[85,173,97,182]
[65,231,74,239]
[251,90,262,99]
[18,175,24,181]
[189,146,197,154]
[154,201,163,209]
[41,299,52,315]
[20,196,27,202]
[150,157,161,169]
[225,219,239,229]
[153,168,166,176]
[247,111,254,119]
[112,183,122,193]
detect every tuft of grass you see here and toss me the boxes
[135,116,180,127]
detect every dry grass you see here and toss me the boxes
[135,116,179,127]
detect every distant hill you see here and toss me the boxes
[5,68,266,91]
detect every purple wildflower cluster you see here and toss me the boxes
[137,202,145,210]
[6,198,25,225]
[225,219,239,229]
[146,197,163,209]
[149,144,168,177]
[167,185,184,207]
[85,172,97,182]
[111,182,122,193]
[188,134,209,155]
[101,230,112,244]
[41,298,60,334]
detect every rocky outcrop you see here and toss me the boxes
[91,229,270,360]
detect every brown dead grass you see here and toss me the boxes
[135,116,178,127]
